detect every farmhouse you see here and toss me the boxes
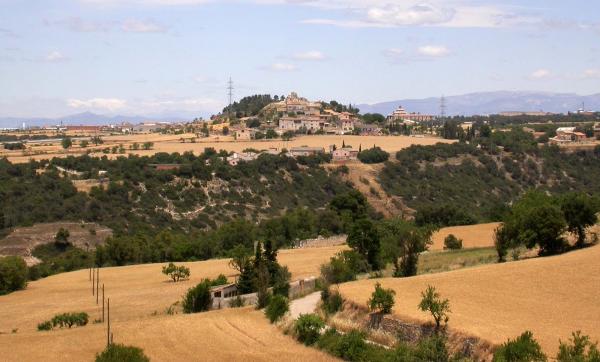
[354,122,382,135]
[234,128,257,140]
[226,152,259,166]
[289,146,325,157]
[332,147,358,162]
[550,127,587,144]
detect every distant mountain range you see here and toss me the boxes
[2,91,599,128]
[357,91,600,116]
[0,112,190,129]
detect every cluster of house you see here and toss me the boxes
[225,144,359,165]
[230,93,436,139]
[549,126,597,145]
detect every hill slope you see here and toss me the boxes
[338,244,600,355]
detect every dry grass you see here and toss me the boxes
[338,244,600,356]
[0,245,345,361]
[1,134,452,164]
[430,223,501,251]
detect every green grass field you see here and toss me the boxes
[418,247,498,275]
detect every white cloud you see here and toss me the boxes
[67,98,127,111]
[49,17,113,32]
[292,50,325,61]
[45,51,67,62]
[417,45,449,57]
[267,63,297,71]
[582,69,600,79]
[367,4,455,26]
[529,69,551,80]
[382,48,403,58]
[121,19,167,33]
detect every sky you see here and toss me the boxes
[0,0,599,119]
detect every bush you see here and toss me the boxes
[228,295,245,308]
[393,335,451,361]
[321,287,344,314]
[95,344,150,362]
[208,273,228,287]
[336,330,369,361]
[443,234,463,250]
[0,256,28,295]
[557,331,600,362]
[45,312,89,329]
[358,147,389,164]
[295,314,325,345]
[368,282,395,314]
[493,331,547,362]
[418,285,450,330]
[37,321,52,331]
[265,295,289,323]
[320,250,369,284]
[182,281,212,313]
[161,262,190,282]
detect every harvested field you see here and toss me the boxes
[0,245,345,361]
[430,222,501,250]
[1,134,452,164]
[0,308,336,362]
[0,222,112,265]
[338,244,600,355]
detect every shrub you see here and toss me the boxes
[320,250,369,284]
[265,295,289,323]
[229,295,245,308]
[54,228,71,249]
[493,331,547,362]
[418,285,450,330]
[443,234,463,250]
[295,314,324,345]
[321,287,344,315]
[49,312,89,329]
[182,281,212,313]
[95,344,150,362]
[556,331,600,362]
[37,321,52,331]
[368,282,395,314]
[208,274,228,287]
[0,256,28,295]
[336,330,369,361]
[162,262,190,282]
[358,146,389,164]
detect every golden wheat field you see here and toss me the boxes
[338,244,600,356]
[0,245,345,361]
[0,134,452,164]
[430,223,501,250]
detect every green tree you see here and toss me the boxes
[368,282,395,314]
[493,331,547,362]
[265,294,289,323]
[142,142,154,150]
[61,137,73,149]
[295,314,324,345]
[560,193,598,248]
[162,262,190,282]
[443,234,463,250]
[503,191,567,256]
[54,228,71,249]
[379,218,432,277]
[0,256,28,295]
[79,140,89,148]
[418,285,451,331]
[95,344,150,362]
[557,331,600,362]
[182,280,212,313]
[347,218,381,270]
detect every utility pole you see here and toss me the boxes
[227,77,234,121]
[96,267,99,305]
[102,284,105,323]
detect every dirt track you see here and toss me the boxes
[339,244,600,355]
